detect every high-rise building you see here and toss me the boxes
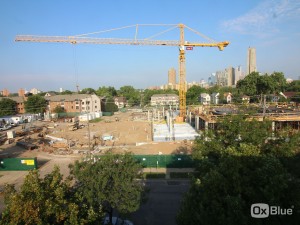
[30,88,41,95]
[208,73,216,86]
[234,66,243,85]
[225,67,234,86]
[247,47,257,75]
[168,68,176,85]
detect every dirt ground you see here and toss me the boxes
[0,111,194,212]
[32,111,193,155]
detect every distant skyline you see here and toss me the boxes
[1,0,300,92]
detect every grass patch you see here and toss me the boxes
[89,118,103,123]
[169,172,193,179]
[144,172,166,179]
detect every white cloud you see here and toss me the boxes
[221,0,300,37]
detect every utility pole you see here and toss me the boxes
[262,95,267,118]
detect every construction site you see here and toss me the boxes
[0,110,196,158]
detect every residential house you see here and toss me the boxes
[241,95,250,104]
[270,94,280,103]
[223,92,232,104]
[44,92,57,97]
[150,94,179,106]
[211,93,220,104]
[199,93,211,105]
[114,96,127,108]
[283,92,298,99]
[46,94,102,113]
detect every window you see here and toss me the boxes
[82,102,85,105]
[95,106,97,108]
[76,106,79,110]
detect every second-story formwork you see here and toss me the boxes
[194,112,300,132]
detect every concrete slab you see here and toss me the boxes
[153,123,199,142]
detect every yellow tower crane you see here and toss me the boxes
[15,23,229,120]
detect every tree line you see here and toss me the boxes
[177,116,300,225]
[1,71,300,116]
[1,152,144,225]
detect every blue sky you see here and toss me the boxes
[1,0,300,92]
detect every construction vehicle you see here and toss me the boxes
[68,118,84,131]
[15,24,229,120]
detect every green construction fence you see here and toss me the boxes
[133,155,195,168]
[0,157,38,171]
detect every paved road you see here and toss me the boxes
[130,180,190,225]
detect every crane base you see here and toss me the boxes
[176,116,184,123]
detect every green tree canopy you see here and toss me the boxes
[1,167,96,225]
[24,95,47,114]
[70,152,144,225]
[177,116,300,225]
[0,98,17,116]
[60,90,73,95]
[80,88,96,94]
[237,71,288,96]
[118,86,140,106]
[286,80,300,92]
[186,85,206,105]
[52,105,66,114]
[236,72,260,96]
[103,97,118,112]
[96,86,117,97]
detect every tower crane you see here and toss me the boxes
[15,23,229,120]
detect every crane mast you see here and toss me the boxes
[15,24,229,120]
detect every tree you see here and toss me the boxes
[104,97,118,112]
[53,105,65,114]
[1,167,96,225]
[60,90,73,95]
[80,88,96,94]
[70,152,144,225]
[0,98,17,116]
[270,72,287,92]
[177,116,300,225]
[96,86,117,97]
[286,80,300,92]
[118,86,140,106]
[236,72,260,96]
[24,95,47,114]
[186,86,206,105]
[257,74,276,94]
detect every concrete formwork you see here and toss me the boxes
[153,122,199,142]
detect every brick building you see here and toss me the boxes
[46,94,102,113]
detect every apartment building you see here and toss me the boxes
[0,96,26,114]
[151,94,179,106]
[46,94,102,113]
